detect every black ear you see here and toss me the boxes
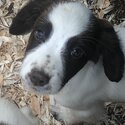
[9,0,54,35]
[99,19,124,82]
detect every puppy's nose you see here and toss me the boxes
[28,69,50,86]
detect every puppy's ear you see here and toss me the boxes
[99,19,124,82]
[9,0,54,35]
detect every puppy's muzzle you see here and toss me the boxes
[28,68,50,86]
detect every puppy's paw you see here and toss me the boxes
[50,105,65,124]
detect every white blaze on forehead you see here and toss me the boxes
[49,2,91,37]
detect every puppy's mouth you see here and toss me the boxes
[30,84,53,94]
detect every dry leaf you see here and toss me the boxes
[43,95,50,101]
[103,0,110,9]
[0,29,6,36]
[98,10,105,18]
[97,0,104,9]
[0,74,4,86]
[97,0,110,9]
[31,95,41,116]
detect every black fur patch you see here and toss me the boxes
[26,22,52,52]
[98,19,125,82]
[9,0,54,35]
[62,16,124,86]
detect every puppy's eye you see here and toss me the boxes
[34,30,45,42]
[71,47,85,59]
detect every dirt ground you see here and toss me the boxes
[0,0,125,125]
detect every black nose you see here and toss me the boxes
[29,69,50,86]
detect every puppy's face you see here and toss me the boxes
[21,2,93,94]
[10,1,124,94]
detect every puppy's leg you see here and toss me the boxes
[50,99,104,125]
[21,106,40,125]
[50,105,104,125]
[0,98,39,125]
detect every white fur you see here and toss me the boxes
[115,26,125,54]
[20,2,91,94]
[0,98,39,125]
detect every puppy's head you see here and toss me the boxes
[10,1,124,94]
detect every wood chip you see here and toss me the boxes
[0,74,4,87]
[31,95,41,116]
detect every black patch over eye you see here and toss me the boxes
[34,30,46,42]
[26,22,52,52]
[61,36,89,87]
[34,22,52,43]
[71,46,86,59]
[61,33,99,88]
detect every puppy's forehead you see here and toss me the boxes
[48,2,91,37]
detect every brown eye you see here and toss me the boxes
[71,47,85,59]
[34,30,46,42]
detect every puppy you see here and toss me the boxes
[0,98,39,125]
[10,0,125,124]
